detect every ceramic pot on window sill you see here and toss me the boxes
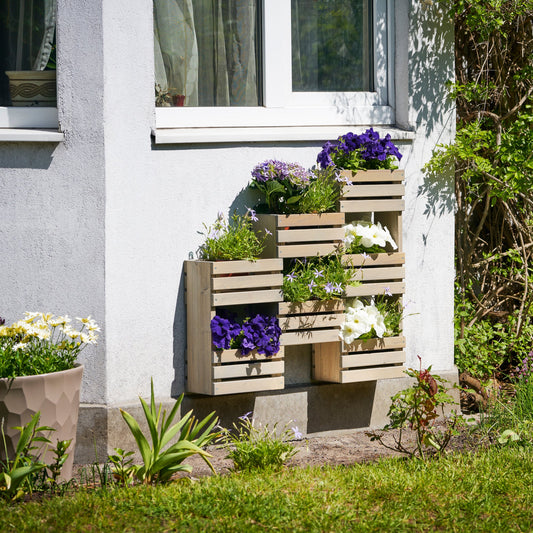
[5,70,57,107]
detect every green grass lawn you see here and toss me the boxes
[1,446,532,532]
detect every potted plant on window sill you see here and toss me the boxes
[5,1,57,107]
[0,312,99,480]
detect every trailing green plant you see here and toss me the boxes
[218,413,298,471]
[197,211,267,261]
[282,255,357,302]
[119,379,219,484]
[0,312,99,378]
[0,413,52,501]
[108,448,136,487]
[367,359,463,460]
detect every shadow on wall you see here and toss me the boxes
[412,3,456,218]
[0,143,57,170]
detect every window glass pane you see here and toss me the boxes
[154,0,261,107]
[292,0,371,92]
[0,0,56,107]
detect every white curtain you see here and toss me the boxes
[153,0,258,107]
[4,0,56,71]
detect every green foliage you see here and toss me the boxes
[108,448,136,487]
[218,414,298,471]
[0,413,51,501]
[427,0,533,381]
[367,362,462,459]
[282,255,357,302]
[296,167,344,214]
[198,212,266,261]
[454,289,533,379]
[120,380,219,484]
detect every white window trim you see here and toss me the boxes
[0,107,62,141]
[153,0,397,143]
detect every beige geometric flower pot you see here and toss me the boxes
[5,70,57,107]
[0,365,83,480]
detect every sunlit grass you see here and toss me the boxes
[1,446,532,532]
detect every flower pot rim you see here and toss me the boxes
[0,363,83,383]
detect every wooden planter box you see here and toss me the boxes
[313,336,405,383]
[279,300,344,346]
[342,252,405,297]
[209,348,285,396]
[185,258,284,395]
[255,213,345,258]
[339,169,405,214]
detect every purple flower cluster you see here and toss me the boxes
[317,128,402,169]
[210,313,281,357]
[251,160,311,187]
[512,351,533,383]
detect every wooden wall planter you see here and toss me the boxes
[209,348,284,396]
[343,252,405,297]
[185,258,284,395]
[279,300,344,346]
[339,169,405,215]
[256,213,345,258]
[313,336,406,383]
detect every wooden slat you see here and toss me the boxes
[212,289,283,306]
[313,342,341,382]
[212,273,282,291]
[340,199,405,212]
[343,336,405,352]
[278,300,345,315]
[210,258,283,275]
[341,350,406,369]
[278,243,342,258]
[185,261,215,395]
[280,313,344,331]
[213,360,284,380]
[346,281,405,297]
[212,376,285,395]
[277,227,345,243]
[213,348,284,364]
[271,212,345,228]
[281,329,340,346]
[340,365,405,383]
[342,184,404,198]
[342,252,405,267]
[340,169,405,183]
[350,266,405,282]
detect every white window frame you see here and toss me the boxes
[154,0,395,141]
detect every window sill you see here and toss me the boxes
[0,128,64,142]
[152,125,415,145]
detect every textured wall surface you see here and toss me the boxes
[0,1,456,458]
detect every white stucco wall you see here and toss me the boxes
[1,1,455,416]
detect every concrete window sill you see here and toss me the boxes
[0,128,64,142]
